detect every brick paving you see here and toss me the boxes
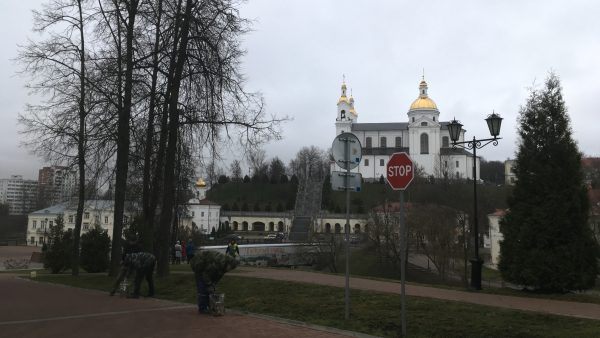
[3,245,600,338]
[0,246,370,338]
[230,267,600,321]
[0,273,368,338]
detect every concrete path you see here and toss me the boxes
[230,267,600,321]
[0,272,371,338]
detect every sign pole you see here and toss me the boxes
[386,152,413,337]
[344,137,351,320]
[331,132,362,322]
[400,189,406,337]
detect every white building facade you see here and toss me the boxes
[487,209,506,269]
[26,200,137,246]
[333,78,479,181]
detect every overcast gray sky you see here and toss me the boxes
[2,0,599,179]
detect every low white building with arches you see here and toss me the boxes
[333,77,479,181]
[220,211,292,233]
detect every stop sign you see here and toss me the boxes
[386,152,414,190]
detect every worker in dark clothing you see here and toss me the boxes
[110,252,156,298]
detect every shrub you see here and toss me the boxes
[42,216,73,274]
[190,251,238,286]
[80,225,111,273]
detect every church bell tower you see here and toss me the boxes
[335,79,357,135]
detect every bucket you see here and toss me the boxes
[209,293,225,316]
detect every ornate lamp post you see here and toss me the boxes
[447,112,502,290]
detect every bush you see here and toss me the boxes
[190,251,238,285]
[80,226,111,273]
[42,216,73,274]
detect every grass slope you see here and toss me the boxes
[33,273,600,338]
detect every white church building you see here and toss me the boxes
[333,78,479,181]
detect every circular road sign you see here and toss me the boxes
[386,152,414,190]
[331,133,362,170]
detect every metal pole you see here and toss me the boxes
[344,137,351,320]
[399,190,407,337]
[470,138,482,290]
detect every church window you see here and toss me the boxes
[340,110,346,119]
[395,137,402,148]
[380,159,385,166]
[442,136,449,148]
[420,133,429,154]
[366,137,372,148]
[456,161,459,168]
[380,137,387,148]
[444,161,448,168]
[364,159,369,166]
[421,122,428,127]
[412,117,415,122]
[433,116,436,121]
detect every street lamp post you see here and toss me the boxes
[447,112,502,290]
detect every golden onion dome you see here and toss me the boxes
[195,178,206,188]
[410,97,438,110]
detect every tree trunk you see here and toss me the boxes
[141,0,164,253]
[110,0,139,276]
[72,0,86,276]
[156,0,193,277]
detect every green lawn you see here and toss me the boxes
[31,272,600,338]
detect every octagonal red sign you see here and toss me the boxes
[386,152,414,190]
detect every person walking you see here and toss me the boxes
[225,240,239,258]
[181,240,187,263]
[186,239,195,263]
[174,241,182,264]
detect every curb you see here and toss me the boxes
[226,309,382,338]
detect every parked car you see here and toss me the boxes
[276,232,286,240]
[222,234,243,242]
[264,234,277,240]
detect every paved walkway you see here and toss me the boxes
[0,246,377,338]
[0,273,371,338]
[230,267,600,321]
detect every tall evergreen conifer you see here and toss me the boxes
[499,73,599,291]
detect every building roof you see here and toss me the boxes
[582,157,600,169]
[440,147,474,156]
[351,121,453,132]
[188,198,220,206]
[29,202,69,215]
[29,199,139,216]
[352,123,409,131]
